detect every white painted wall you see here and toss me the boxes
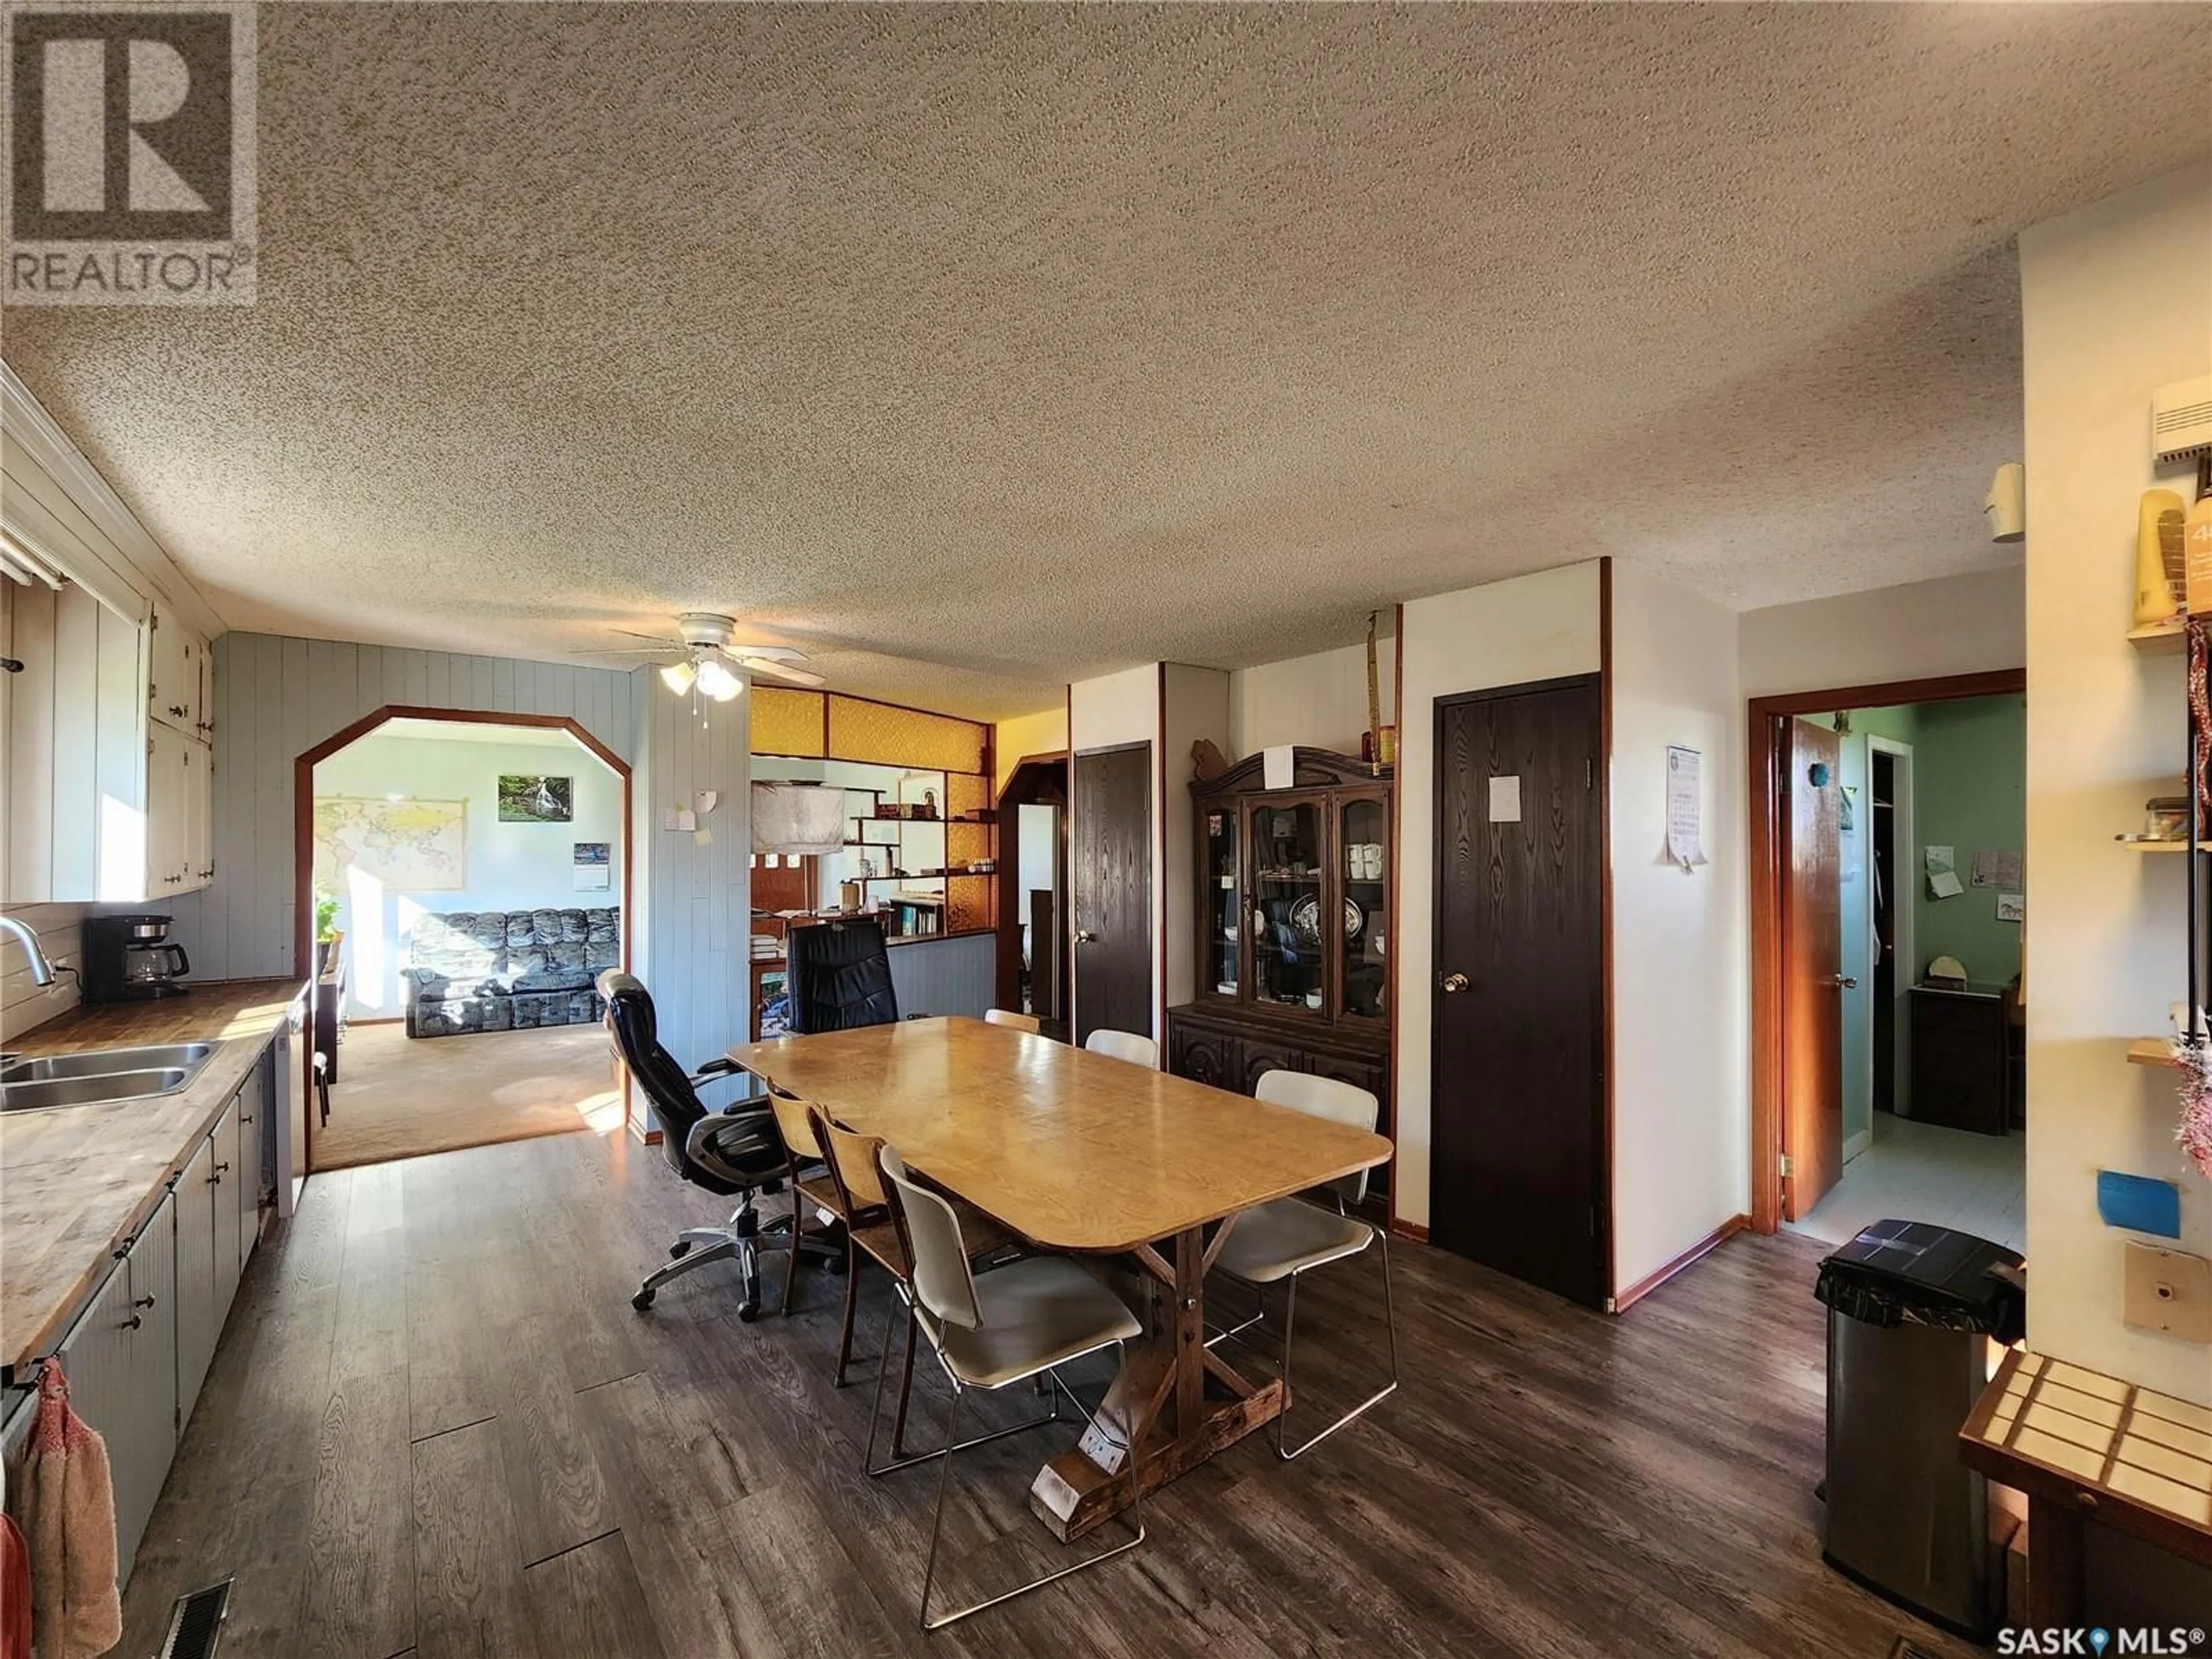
[1608,566,1750,1291]
[1162,664,1232,1018]
[1738,566,2025,701]
[1396,562,1604,1231]
[312,730,626,1018]
[1228,633,1397,760]
[2019,162,2212,1403]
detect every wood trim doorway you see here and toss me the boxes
[1746,668,2025,1233]
[995,750,1070,1031]
[291,704,635,1171]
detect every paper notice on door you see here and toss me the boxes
[1929,869,1964,900]
[1488,775,1522,823]
[1665,745,1705,870]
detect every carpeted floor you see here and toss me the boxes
[310,1020,624,1171]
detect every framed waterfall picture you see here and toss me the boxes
[499,774,574,823]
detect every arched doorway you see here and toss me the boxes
[293,705,633,1171]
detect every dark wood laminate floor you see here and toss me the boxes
[119,1130,1986,1659]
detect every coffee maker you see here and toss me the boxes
[84,913,191,1002]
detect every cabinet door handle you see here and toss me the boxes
[122,1313,142,1331]
[208,1161,229,1183]
[240,1113,253,1124]
[134,1293,157,1310]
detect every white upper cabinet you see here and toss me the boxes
[148,597,209,736]
[3,583,213,903]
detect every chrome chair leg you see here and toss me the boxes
[1273,1226,1400,1461]
[635,1236,742,1301]
[914,1336,1147,1632]
[864,1294,1074,1478]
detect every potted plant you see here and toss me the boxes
[314,893,343,974]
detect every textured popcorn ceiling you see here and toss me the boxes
[5,5,2209,719]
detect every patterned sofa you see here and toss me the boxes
[402,907,621,1038]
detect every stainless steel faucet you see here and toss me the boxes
[0,914,55,985]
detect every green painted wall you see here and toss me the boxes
[1911,694,2027,986]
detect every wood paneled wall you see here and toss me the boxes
[887,932,994,1021]
[188,634,642,982]
[0,902,87,1039]
[632,665,750,1075]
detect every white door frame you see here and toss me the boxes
[1868,735,1915,1127]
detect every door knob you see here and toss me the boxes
[1441,972,1471,994]
[1074,930,1099,944]
[1832,975,1859,989]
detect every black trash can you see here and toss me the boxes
[1813,1219,2026,1641]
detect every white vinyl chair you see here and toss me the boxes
[1082,1028,1157,1068]
[1207,1069,1397,1460]
[983,1007,1041,1033]
[873,1145,1147,1630]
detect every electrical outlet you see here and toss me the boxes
[2123,1242,2212,1342]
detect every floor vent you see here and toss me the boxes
[157,1577,234,1659]
[1887,1638,1941,1659]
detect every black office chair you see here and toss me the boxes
[599,970,842,1320]
[786,919,900,1032]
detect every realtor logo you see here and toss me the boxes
[4,2,256,304]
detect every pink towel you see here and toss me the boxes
[21,1364,120,1659]
[0,1513,31,1659]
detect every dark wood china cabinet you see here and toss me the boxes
[1167,747,1394,1192]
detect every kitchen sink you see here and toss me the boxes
[0,1041,216,1112]
[0,1043,214,1085]
[1,1069,192,1112]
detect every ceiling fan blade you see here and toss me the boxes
[738,656,825,688]
[570,646,683,657]
[610,627,684,645]
[719,643,802,661]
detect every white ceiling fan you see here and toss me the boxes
[578,612,825,699]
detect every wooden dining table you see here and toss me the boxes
[729,1016,1395,1539]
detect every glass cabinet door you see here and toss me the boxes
[1340,794,1388,1020]
[1203,806,1240,997]
[1249,798,1327,1015]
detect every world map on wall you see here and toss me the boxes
[314,797,467,891]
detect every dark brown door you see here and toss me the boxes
[1430,676,1607,1308]
[1783,718,1845,1220]
[1073,742,1152,1047]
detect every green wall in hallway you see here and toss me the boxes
[1911,694,2027,986]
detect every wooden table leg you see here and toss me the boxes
[1029,1224,1285,1542]
[2025,1494,2086,1627]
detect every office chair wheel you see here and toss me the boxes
[669,1240,692,1260]
[631,1287,656,1311]
[736,1300,760,1323]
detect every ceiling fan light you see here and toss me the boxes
[659,659,696,695]
[695,657,743,701]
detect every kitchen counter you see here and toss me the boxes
[1,978,306,1382]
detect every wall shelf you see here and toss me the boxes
[2128,619,2187,656]
[2117,837,2203,853]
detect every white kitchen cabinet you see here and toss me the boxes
[4,583,212,903]
[147,597,207,736]
[51,1190,177,1584]
[209,1101,244,1321]
[172,1134,218,1426]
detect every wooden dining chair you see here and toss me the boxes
[983,1007,1041,1033]
[1205,1069,1397,1460]
[1082,1027,1157,1068]
[767,1088,849,1320]
[874,1142,1146,1630]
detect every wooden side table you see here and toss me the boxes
[1960,1349,2212,1622]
